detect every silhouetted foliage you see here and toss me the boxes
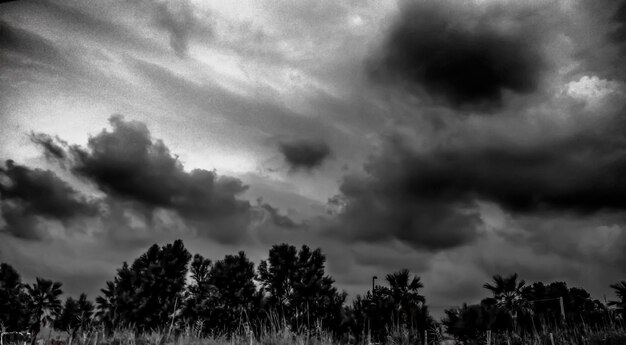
[26,278,63,341]
[444,275,614,343]
[609,281,626,319]
[0,263,30,331]
[522,281,607,329]
[258,244,346,334]
[346,269,434,343]
[481,273,531,332]
[442,303,501,344]
[95,239,191,332]
[4,246,622,344]
[182,254,215,332]
[183,251,260,334]
[55,294,94,340]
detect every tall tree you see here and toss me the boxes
[0,263,30,331]
[443,303,496,343]
[182,254,215,332]
[210,252,259,333]
[56,294,94,343]
[483,273,531,324]
[384,269,426,325]
[258,244,346,333]
[258,244,297,310]
[522,281,606,328]
[26,278,63,343]
[96,240,191,331]
[95,280,119,333]
[609,280,626,318]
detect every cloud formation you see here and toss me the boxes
[28,115,298,244]
[0,19,71,75]
[30,133,68,162]
[0,160,98,239]
[329,137,482,251]
[67,115,252,242]
[153,0,198,57]
[279,138,331,171]
[369,0,551,110]
[330,105,626,249]
[374,133,626,215]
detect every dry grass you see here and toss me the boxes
[32,315,626,345]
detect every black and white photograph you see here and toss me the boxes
[0,0,625,344]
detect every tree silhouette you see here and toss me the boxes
[347,270,432,343]
[183,254,217,332]
[609,281,626,318]
[182,254,215,332]
[258,244,297,311]
[95,280,118,332]
[443,303,496,343]
[522,281,606,329]
[348,288,395,342]
[0,263,30,331]
[209,251,258,332]
[384,269,426,325]
[56,294,94,343]
[26,278,63,343]
[483,273,531,326]
[96,240,191,331]
[258,244,346,333]
[183,251,259,334]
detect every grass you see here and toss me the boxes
[20,315,626,345]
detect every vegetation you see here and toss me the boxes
[0,239,624,345]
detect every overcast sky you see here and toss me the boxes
[1,0,625,318]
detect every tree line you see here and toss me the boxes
[0,240,624,344]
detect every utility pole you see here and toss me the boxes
[559,296,565,321]
[372,276,378,293]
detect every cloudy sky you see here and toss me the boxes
[1,0,625,317]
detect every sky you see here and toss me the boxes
[1,0,625,318]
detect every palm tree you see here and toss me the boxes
[95,280,118,333]
[76,293,94,330]
[384,269,426,326]
[608,281,626,318]
[26,278,63,344]
[483,273,531,327]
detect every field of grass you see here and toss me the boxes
[30,319,625,345]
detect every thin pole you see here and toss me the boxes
[372,276,378,293]
[559,297,565,321]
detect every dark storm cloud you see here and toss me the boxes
[369,0,548,110]
[609,1,626,43]
[257,202,299,229]
[64,115,251,242]
[382,133,626,214]
[278,138,331,171]
[0,160,98,239]
[331,117,626,250]
[330,138,481,251]
[30,133,67,161]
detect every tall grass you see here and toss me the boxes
[23,314,626,345]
